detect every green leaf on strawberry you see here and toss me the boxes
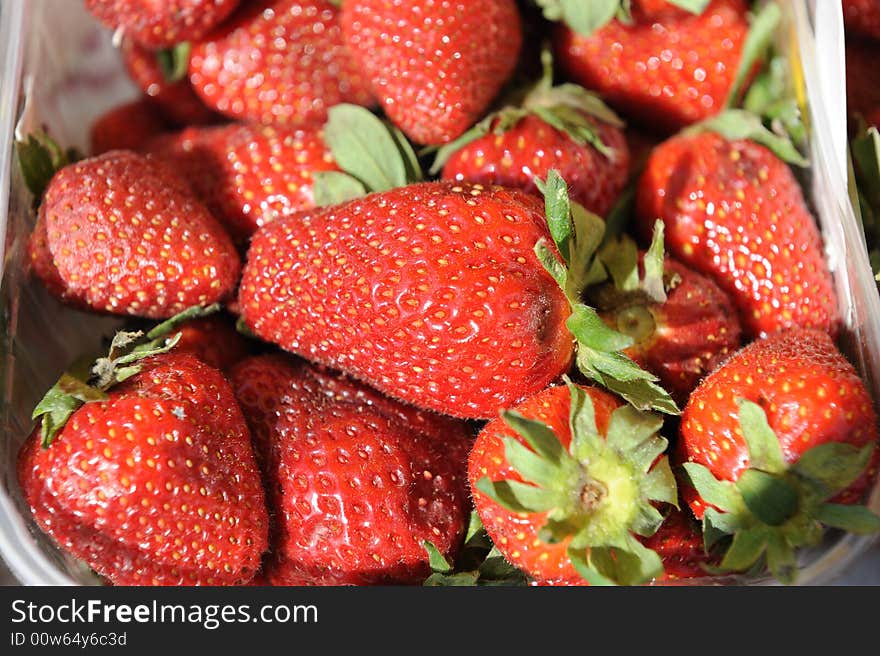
[423,512,529,586]
[315,104,424,205]
[476,380,677,586]
[535,170,679,415]
[155,42,192,83]
[428,49,623,175]
[680,399,880,583]
[33,304,221,447]
[535,0,711,36]
[16,130,81,204]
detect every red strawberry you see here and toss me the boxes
[188,0,374,128]
[844,0,880,40]
[593,248,743,406]
[172,315,251,371]
[341,0,523,145]
[18,351,268,586]
[122,39,219,127]
[89,98,167,155]
[438,70,630,216]
[238,181,574,419]
[677,329,880,582]
[30,150,240,318]
[636,130,839,339]
[229,354,473,585]
[639,508,716,582]
[468,382,678,585]
[554,0,749,133]
[84,0,241,49]
[145,123,339,241]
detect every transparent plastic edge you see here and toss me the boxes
[788,0,880,586]
[0,0,877,588]
[0,0,77,587]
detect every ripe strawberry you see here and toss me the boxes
[844,0,880,40]
[238,182,575,419]
[229,354,473,585]
[30,150,240,318]
[145,123,339,241]
[469,382,678,585]
[592,244,742,406]
[341,0,523,145]
[678,329,880,582]
[122,39,219,127]
[639,508,716,582]
[636,129,839,339]
[84,0,241,49]
[188,0,374,128]
[18,349,269,586]
[437,54,630,217]
[172,315,251,371]
[554,0,749,133]
[89,98,167,155]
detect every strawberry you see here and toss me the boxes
[188,0,374,128]
[677,329,880,583]
[18,319,269,586]
[122,39,219,127]
[591,238,743,406]
[552,0,749,133]
[639,508,716,582]
[84,0,241,49]
[145,123,339,241]
[28,149,240,318]
[435,52,630,217]
[843,0,880,40]
[340,0,523,145]
[238,181,574,419]
[89,98,168,155]
[636,128,839,339]
[229,354,473,585]
[171,314,252,371]
[468,381,678,585]
[239,170,682,419]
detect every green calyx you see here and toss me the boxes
[477,381,678,586]
[428,50,622,175]
[15,130,82,205]
[156,42,192,83]
[422,512,529,587]
[535,170,679,415]
[535,0,711,37]
[313,104,424,207]
[32,304,220,448]
[680,399,880,584]
[588,221,679,345]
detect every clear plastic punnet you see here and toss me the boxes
[0,0,878,586]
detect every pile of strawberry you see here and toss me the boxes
[13,0,880,587]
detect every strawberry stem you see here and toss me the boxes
[33,304,220,447]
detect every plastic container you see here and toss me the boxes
[1,0,879,586]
